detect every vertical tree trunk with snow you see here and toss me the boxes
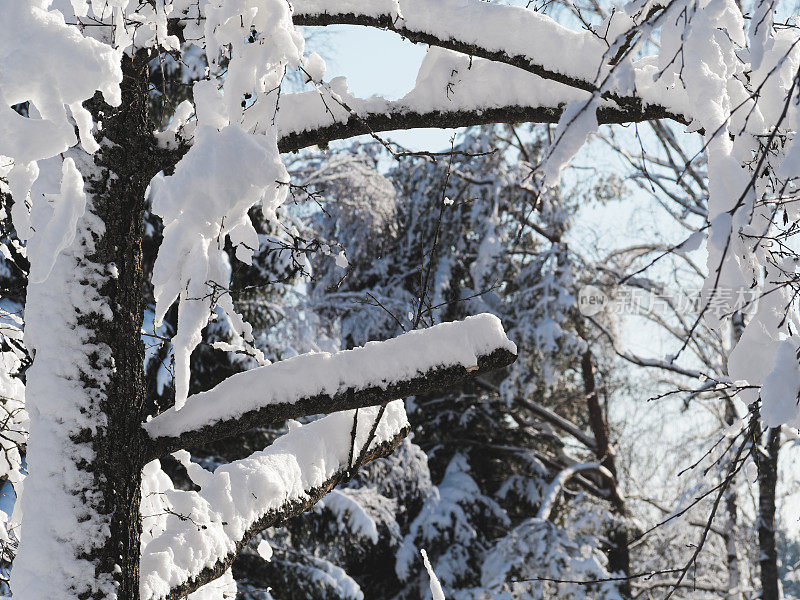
[580,349,630,598]
[723,314,744,600]
[756,426,781,600]
[723,399,743,600]
[13,55,156,600]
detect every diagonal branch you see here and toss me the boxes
[163,432,406,599]
[475,376,598,452]
[291,3,602,94]
[290,0,689,123]
[142,314,517,462]
[517,397,598,452]
[141,404,410,600]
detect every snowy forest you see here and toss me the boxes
[3,0,800,598]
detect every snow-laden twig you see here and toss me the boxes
[537,463,611,521]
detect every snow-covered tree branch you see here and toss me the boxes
[143,316,516,461]
[288,0,689,120]
[142,404,410,600]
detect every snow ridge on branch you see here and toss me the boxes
[141,403,410,600]
[143,314,517,459]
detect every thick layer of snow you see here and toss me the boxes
[140,402,408,600]
[150,0,305,410]
[144,314,515,440]
[0,2,120,165]
[760,338,800,428]
[151,123,285,409]
[1,0,120,262]
[1,3,126,597]
[142,455,239,600]
[291,0,606,82]
[12,152,117,600]
[25,158,87,284]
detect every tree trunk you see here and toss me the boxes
[81,53,157,600]
[12,54,159,600]
[580,349,631,599]
[723,399,743,600]
[756,426,781,600]
[723,313,744,600]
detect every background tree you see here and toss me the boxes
[278,127,633,599]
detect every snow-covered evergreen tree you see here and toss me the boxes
[295,127,626,599]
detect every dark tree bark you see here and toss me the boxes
[79,53,169,600]
[722,399,743,600]
[756,425,781,600]
[581,349,631,599]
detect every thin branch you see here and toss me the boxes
[277,103,686,154]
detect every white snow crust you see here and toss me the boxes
[144,314,515,440]
[140,402,408,600]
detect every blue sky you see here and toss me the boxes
[312,25,457,150]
